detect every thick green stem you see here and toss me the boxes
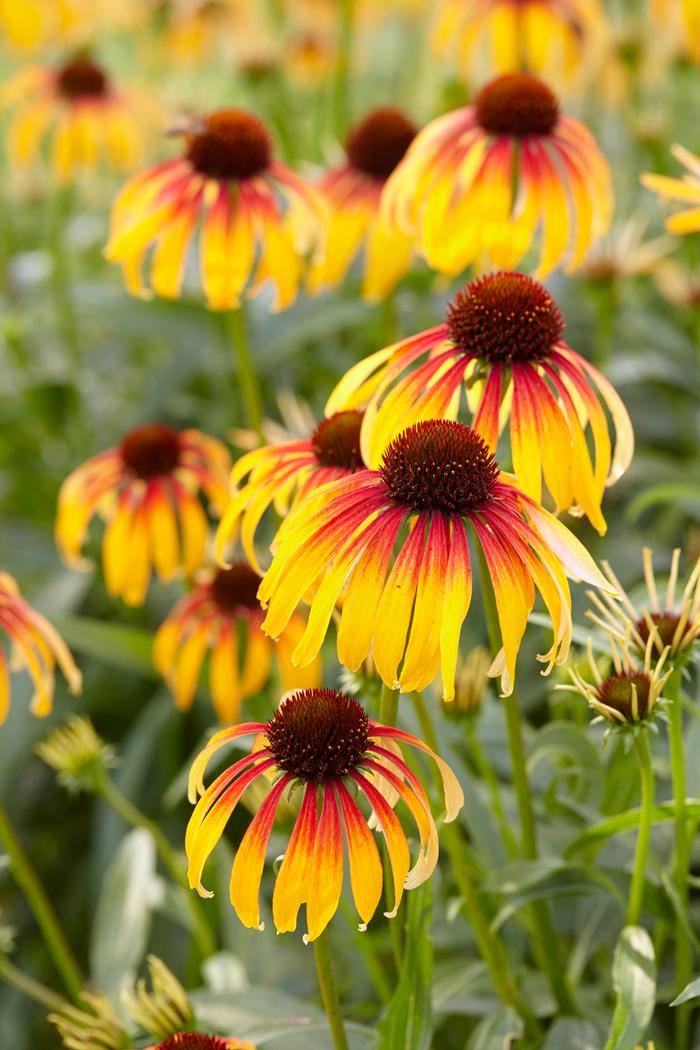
[476,546,577,1015]
[96,776,216,959]
[409,693,537,1031]
[627,732,655,926]
[0,804,82,1000]
[312,929,350,1050]
[0,955,68,1012]
[224,307,264,442]
[666,669,692,1049]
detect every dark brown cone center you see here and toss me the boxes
[265,689,370,781]
[120,423,182,479]
[186,109,272,180]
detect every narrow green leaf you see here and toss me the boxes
[565,800,700,858]
[89,828,157,1000]
[671,976,700,1007]
[542,1018,604,1050]
[605,925,656,1050]
[466,1007,524,1049]
[52,614,155,676]
[377,880,433,1050]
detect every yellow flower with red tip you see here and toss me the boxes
[308,108,418,301]
[327,272,634,535]
[258,420,616,698]
[1,55,155,183]
[382,72,612,278]
[150,1037,254,1050]
[186,688,463,942]
[432,0,611,85]
[642,145,700,236]
[104,108,325,312]
[0,573,81,724]
[56,423,230,606]
[217,410,366,572]
[154,562,321,723]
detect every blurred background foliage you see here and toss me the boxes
[0,0,699,1048]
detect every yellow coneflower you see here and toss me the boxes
[104,108,325,312]
[56,423,230,606]
[327,272,634,534]
[1,55,156,183]
[154,562,321,723]
[258,420,616,698]
[308,108,419,301]
[431,0,611,86]
[641,145,700,235]
[186,688,463,941]
[587,548,700,661]
[382,72,613,278]
[0,573,81,724]
[653,258,700,306]
[217,410,366,571]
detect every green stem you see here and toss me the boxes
[627,731,655,926]
[378,683,404,967]
[0,804,83,1000]
[48,185,80,364]
[0,955,68,1012]
[667,669,692,1049]
[465,718,519,859]
[312,929,350,1050]
[476,546,577,1015]
[223,307,264,442]
[332,0,355,137]
[96,776,216,959]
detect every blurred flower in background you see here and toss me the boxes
[577,217,674,283]
[382,71,613,277]
[327,272,634,534]
[0,572,81,724]
[154,562,321,723]
[56,423,230,606]
[104,108,326,311]
[431,0,612,89]
[642,144,700,235]
[35,715,115,792]
[258,420,615,697]
[186,688,463,941]
[0,54,159,182]
[217,409,365,571]
[308,107,419,301]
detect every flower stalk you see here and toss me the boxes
[0,803,83,1000]
[224,307,264,443]
[626,731,655,926]
[312,929,350,1050]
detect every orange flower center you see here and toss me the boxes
[475,73,559,137]
[345,107,417,179]
[635,611,682,649]
[380,421,499,514]
[156,1035,230,1050]
[265,689,370,781]
[446,272,565,363]
[210,563,261,613]
[597,672,652,722]
[120,423,182,479]
[186,109,272,180]
[57,57,109,99]
[311,411,365,471]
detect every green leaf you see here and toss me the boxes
[377,880,433,1050]
[484,859,624,931]
[466,1007,524,1049]
[671,976,700,1006]
[52,614,155,676]
[89,828,157,1000]
[605,925,656,1050]
[542,1018,604,1050]
[565,800,700,857]
[626,482,700,523]
[527,722,604,809]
